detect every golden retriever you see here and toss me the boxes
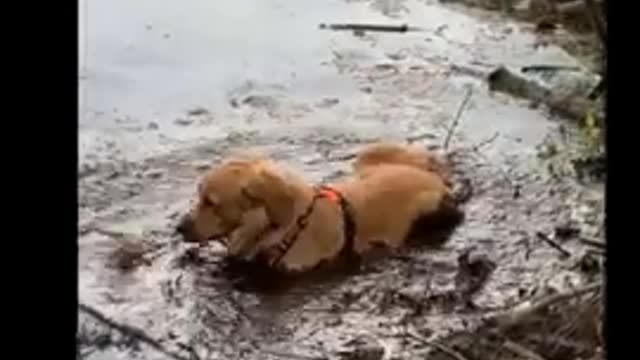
[177,144,462,273]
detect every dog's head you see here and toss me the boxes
[176,157,294,244]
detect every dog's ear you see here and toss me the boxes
[242,166,295,226]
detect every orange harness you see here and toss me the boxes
[266,185,356,268]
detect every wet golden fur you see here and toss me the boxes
[177,142,461,273]
[352,141,452,185]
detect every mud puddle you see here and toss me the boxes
[78,0,604,359]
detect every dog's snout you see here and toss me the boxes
[176,214,193,236]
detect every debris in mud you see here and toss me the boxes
[174,118,194,126]
[78,303,193,360]
[575,251,601,276]
[338,336,385,360]
[454,249,497,306]
[487,65,601,122]
[187,107,209,116]
[572,153,606,183]
[536,231,572,259]
[242,95,278,109]
[316,97,340,108]
[553,224,580,240]
[144,168,165,179]
[107,239,154,271]
[175,246,208,268]
[318,23,422,34]
[425,282,604,360]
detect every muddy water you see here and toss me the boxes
[78,1,601,359]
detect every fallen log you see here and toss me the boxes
[487,66,602,122]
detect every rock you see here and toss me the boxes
[174,118,194,126]
[242,94,277,109]
[187,107,209,116]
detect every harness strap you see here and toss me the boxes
[267,186,356,268]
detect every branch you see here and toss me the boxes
[491,281,602,328]
[536,232,572,259]
[503,340,548,360]
[443,86,473,151]
[406,328,469,360]
[78,303,196,360]
[579,237,605,250]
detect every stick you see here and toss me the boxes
[78,303,195,360]
[492,281,602,328]
[457,132,500,155]
[443,86,473,151]
[579,237,606,250]
[536,232,572,258]
[503,340,548,360]
[406,328,469,360]
[263,349,325,359]
[521,65,581,73]
[318,23,423,33]
[406,132,437,143]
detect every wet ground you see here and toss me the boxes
[78,0,604,359]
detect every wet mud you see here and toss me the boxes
[78,0,604,359]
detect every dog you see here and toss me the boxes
[177,149,463,273]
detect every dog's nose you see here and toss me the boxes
[175,214,193,236]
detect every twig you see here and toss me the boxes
[503,340,548,360]
[536,232,572,258]
[492,281,602,328]
[443,86,473,151]
[579,237,606,250]
[78,303,195,360]
[450,132,500,156]
[406,328,469,360]
[521,65,581,73]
